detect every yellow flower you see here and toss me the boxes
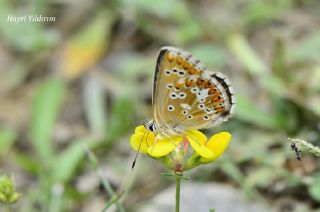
[130,125,181,157]
[130,125,232,164]
[188,131,232,163]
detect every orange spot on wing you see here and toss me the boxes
[185,80,195,87]
[218,98,224,103]
[176,57,184,65]
[211,95,222,102]
[215,107,224,112]
[175,83,183,90]
[189,68,200,75]
[183,62,191,70]
[196,78,205,86]
[204,81,215,88]
[208,88,218,95]
[167,53,175,62]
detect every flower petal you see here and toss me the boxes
[130,126,155,154]
[148,135,181,157]
[135,125,147,133]
[187,131,214,159]
[200,132,231,163]
[186,130,207,145]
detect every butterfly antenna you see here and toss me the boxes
[132,132,147,170]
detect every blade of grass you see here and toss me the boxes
[83,74,107,137]
[30,78,65,162]
[227,33,286,96]
[48,183,64,212]
[82,144,126,212]
[0,128,16,155]
[52,137,96,183]
[102,191,125,212]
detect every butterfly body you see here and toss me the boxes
[147,46,235,137]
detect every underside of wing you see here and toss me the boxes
[153,46,235,132]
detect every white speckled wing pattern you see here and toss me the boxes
[152,46,235,134]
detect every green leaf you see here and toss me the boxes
[227,33,267,75]
[271,38,287,80]
[107,95,134,141]
[83,75,107,137]
[308,180,320,202]
[30,78,65,161]
[227,33,286,96]
[14,153,40,175]
[236,94,280,129]
[52,138,95,182]
[0,128,16,155]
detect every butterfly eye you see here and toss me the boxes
[148,125,154,131]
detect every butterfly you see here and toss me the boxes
[144,46,235,137]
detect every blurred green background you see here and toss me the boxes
[0,0,320,211]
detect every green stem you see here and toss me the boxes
[157,155,173,170]
[175,173,182,212]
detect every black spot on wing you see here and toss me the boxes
[221,111,230,117]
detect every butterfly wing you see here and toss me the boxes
[152,46,235,133]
